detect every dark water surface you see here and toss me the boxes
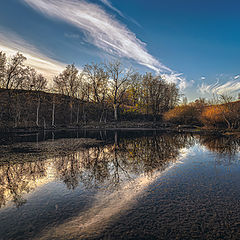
[0,131,240,240]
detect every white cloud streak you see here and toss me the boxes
[100,0,124,18]
[161,73,188,91]
[99,0,141,27]
[0,29,64,79]
[23,0,171,73]
[198,80,240,95]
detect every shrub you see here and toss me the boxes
[201,102,240,129]
[164,104,200,125]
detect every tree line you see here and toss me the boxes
[0,51,179,128]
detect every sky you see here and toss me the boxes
[0,0,240,100]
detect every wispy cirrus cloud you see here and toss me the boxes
[198,79,240,96]
[99,0,124,18]
[0,29,64,79]
[23,0,170,73]
[161,73,189,91]
[99,0,141,27]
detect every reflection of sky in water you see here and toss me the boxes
[0,133,240,239]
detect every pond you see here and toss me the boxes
[0,130,240,240]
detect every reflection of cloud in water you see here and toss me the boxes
[179,147,195,160]
[35,161,182,240]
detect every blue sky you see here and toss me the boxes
[0,0,240,100]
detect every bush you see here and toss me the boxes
[164,105,200,125]
[201,102,240,129]
[163,100,207,125]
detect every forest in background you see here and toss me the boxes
[0,51,179,128]
[0,51,239,130]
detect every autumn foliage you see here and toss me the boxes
[164,100,207,125]
[164,100,240,129]
[201,101,240,129]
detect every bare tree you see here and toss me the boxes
[83,63,109,122]
[105,61,133,121]
[125,73,143,111]
[24,68,48,127]
[142,73,179,120]
[76,76,89,124]
[25,68,47,91]
[0,53,28,126]
[54,64,80,125]
[219,94,238,129]
[142,73,163,120]
[4,53,27,90]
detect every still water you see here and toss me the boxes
[0,130,240,240]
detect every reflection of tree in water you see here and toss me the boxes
[198,135,240,155]
[198,135,240,164]
[117,133,194,176]
[0,161,47,208]
[54,147,112,190]
[54,133,194,190]
[0,133,194,208]
[54,154,81,190]
[1,133,239,209]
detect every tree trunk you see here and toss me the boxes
[36,97,40,127]
[99,104,105,123]
[83,104,86,124]
[76,102,80,125]
[113,104,118,121]
[43,118,46,129]
[70,102,73,125]
[221,108,231,129]
[52,101,55,127]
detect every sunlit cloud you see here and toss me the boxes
[0,29,65,79]
[198,80,240,95]
[23,0,171,73]
[161,73,188,91]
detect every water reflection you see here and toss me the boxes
[198,135,240,155]
[1,133,239,210]
[0,132,240,239]
[0,161,48,208]
[197,135,240,165]
[43,133,195,191]
[36,170,167,240]
[0,133,195,209]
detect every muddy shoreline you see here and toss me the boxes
[1,121,239,134]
